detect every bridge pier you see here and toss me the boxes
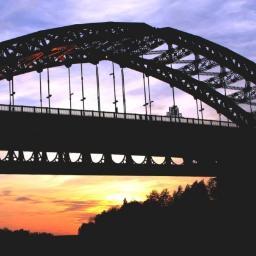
[77,153,92,163]
[216,159,254,249]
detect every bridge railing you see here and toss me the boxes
[0,104,238,128]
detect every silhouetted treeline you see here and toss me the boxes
[1,178,231,255]
[0,227,79,255]
[78,178,221,253]
[0,228,53,239]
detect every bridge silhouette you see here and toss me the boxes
[1,22,255,252]
[0,22,255,178]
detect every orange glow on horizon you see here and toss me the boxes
[0,175,208,235]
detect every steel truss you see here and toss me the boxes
[0,22,256,126]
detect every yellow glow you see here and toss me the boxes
[0,175,207,235]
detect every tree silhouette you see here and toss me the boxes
[1,178,226,255]
[207,177,218,200]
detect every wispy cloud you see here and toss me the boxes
[15,196,33,202]
[1,189,12,197]
[53,199,109,213]
[15,196,41,204]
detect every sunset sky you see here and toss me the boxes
[0,0,256,235]
[0,175,206,235]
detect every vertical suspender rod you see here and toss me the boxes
[46,68,51,109]
[147,76,153,115]
[196,54,204,121]
[199,100,204,121]
[8,78,15,106]
[96,64,101,112]
[111,62,118,113]
[8,80,12,106]
[196,99,200,120]
[39,72,43,109]
[68,67,73,110]
[11,78,15,106]
[80,63,86,112]
[142,73,148,115]
[172,86,176,107]
[121,68,126,114]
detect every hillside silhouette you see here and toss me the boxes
[1,178,241,255]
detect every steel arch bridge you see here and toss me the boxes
[0,22,255,176]
[0,22,256,126]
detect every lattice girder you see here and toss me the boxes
[1,22,256,126]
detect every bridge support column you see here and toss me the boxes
[78,153,92,164]
[103,153,113,165]
[217,159,254,249]
[164,155,171,166]
[144,155,153,165]
[17,150,25,162]
[41,152,48,162]
[64,152,71,163]
[125,154,134,165]
[31,151,40,162]
[4,150,16,162]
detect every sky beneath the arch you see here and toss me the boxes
[0,0,256,235]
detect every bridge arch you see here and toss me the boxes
[0,22,255,126]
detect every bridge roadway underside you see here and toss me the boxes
[0,110,254,176]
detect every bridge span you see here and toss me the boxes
[0,22,256,177]
[0,103,254,176]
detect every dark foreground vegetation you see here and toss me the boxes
[1,178,245,255]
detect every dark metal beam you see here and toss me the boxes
[204,71,243,88]
[179,57,218,75]
[229,86,256,103]
[157,27,256,84]
[1,22,256,127]
[111,55,255,127]
[0,160,226,177]
[153,47,192,64]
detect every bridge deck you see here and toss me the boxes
[0,104,237,128]
[0,104,254,176]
